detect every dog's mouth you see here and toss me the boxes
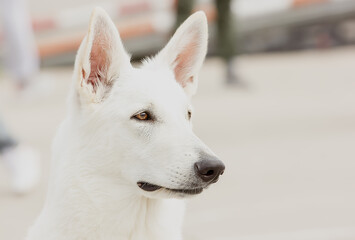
[137,182,203,195]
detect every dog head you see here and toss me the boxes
[70,8,224,198]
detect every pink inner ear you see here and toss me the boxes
[173,39,197,88]
[86,34,109,91]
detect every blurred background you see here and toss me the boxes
[0,0,355,239]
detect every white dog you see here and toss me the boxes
[27,8,225,240]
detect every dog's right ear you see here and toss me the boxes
[74,7,131,104]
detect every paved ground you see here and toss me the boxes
[0,47,355,240]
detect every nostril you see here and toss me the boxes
[205,170,214,176]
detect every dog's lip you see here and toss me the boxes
[137,182,203,195]
[137,182,162,192]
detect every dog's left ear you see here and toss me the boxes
[156,11,208,97]
[74,7,131,104]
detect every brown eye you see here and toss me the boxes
[134,112,151,121]
[188,111,192,120]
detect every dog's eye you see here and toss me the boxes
[134,112,152,121]
[187,111,192,120]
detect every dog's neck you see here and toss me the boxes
[45,179,183,240]
[27,121,184,240]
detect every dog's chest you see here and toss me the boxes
[125,199,184,240]
[27,197,184,240]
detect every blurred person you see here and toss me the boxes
[175,0,240,85]
[0,120,40,194]
[0,0,39,89]
[0,0,41,194]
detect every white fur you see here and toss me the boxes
[27,8,218,240]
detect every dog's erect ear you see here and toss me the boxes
[74,7,130,104]
[156,11,208,97]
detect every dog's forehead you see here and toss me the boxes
[112,66,189,109]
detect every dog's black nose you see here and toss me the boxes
[194,156,225,183]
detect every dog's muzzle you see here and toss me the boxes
[137,152,225,196]
[137,154,225,195]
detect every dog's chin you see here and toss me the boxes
[137,182,204,198]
